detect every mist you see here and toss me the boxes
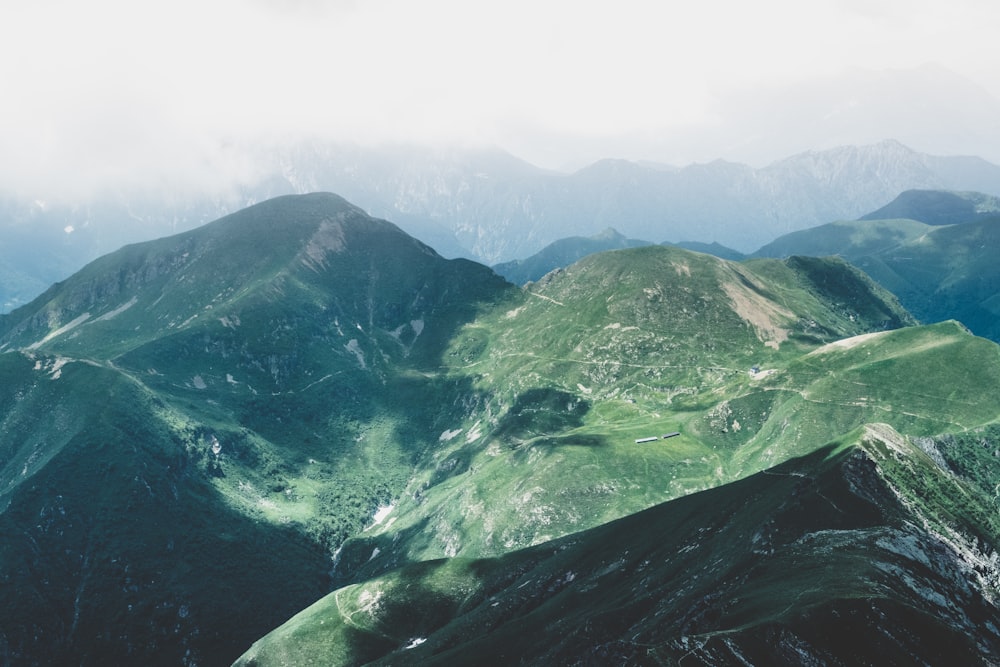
[2,0,1000,199]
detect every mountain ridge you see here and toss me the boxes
[236,424,1000,666]
[4,140,1000,312]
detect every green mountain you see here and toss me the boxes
[753,217,932,260]
[3,193,1000,666]
[491,228,653,285]
[237,424,1000,666]
[0,193,514,665]
[859,189,1000,225]
[753,192,1000,343]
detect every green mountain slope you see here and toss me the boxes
[236,424,1000,666]
[2,193,999,666]
[753,207,1000,343]
[0,193,514,665]
[753,218,932,260]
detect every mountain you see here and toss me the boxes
[491,228,653,285]
[754,190,1000,343]
[859,189,1000,225]
[4,194,1000,665]
[753,218,933,260]
[236,424,1000,666]
[5,140,1000,312]
[0,193,514,665]
[671,240,746,261]
[491,230,749,287]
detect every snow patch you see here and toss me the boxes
[192,375,207,390]
[439,428,463,442]
[404,638,427,650]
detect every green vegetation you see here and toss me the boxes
[238,428,1000,666]
[754,190,1000,344]
[491,227,652,285]
[2,193,1000,665]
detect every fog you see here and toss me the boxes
[3,0,999,198]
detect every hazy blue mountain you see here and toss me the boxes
[670,240,746,260]
[4,140,1000,312]
[492,228,653,284]
[859,189,1000,225]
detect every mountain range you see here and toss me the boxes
[755,189,1000,343]
[2,193,1000,665]
[4,140,1000,313]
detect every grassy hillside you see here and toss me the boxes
[2,194,999,665]
[755,209,1000,343]
[237,425,1000,666]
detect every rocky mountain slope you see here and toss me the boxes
[2,194,1000,666]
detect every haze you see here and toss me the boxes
[3,0,999,198]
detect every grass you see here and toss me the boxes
[3,196,1000,665]
[239,428,1000,666]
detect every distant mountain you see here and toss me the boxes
[5,194,1000,666]
[754,190,1000,343]
[492,228,652,285]
[859,189,1000,225]
[670,240,746,261]
[4,140,1000,311]
[753,218,932,260]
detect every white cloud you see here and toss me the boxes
[1,0,998,194]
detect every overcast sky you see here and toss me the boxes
[3,0,999,197]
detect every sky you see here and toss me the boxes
[2,0,999,197]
